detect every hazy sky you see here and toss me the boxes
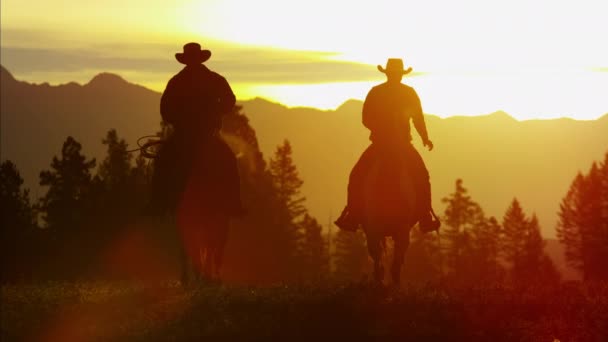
[1,0,607,119]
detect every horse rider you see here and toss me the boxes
[151,42,244,217]
[335,58,440,233]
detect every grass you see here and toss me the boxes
[2,280,607,341]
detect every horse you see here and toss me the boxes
[361,144,418,286]
[177,136,239,284]
[150,134,235,285]
[176,198,230,284]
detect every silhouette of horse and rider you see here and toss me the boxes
[149,42,440,285]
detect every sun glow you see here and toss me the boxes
[231,68,608,120]
[180,0,608,69]
[2,0,607,119]
[169,0,608,119]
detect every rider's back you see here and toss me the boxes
[161,64,234,141]
[362,82,422,146]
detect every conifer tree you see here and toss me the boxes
[441,179,485,279]
[471,216,505,282]
[39,136,96,233]
[333,230,368,281]
[267,139,308,280]
[1,161,38,281]
[401,227,442,283]
[38,136,96,278]
[299,213,330,279]
[503,199,560,283]
[269,139,306,222]
[557,153,608,281]
[502,198,528,270]
[219,108,308,283]
[99,129,132,188]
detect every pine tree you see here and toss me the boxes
[557,173,585,273]
[99,129,132,188]
[219,108,308,283]
[81,129,142,268]
[39,136,96,232]
[441,179,485,280]
[333,229,368,281]
[502,198,528,272]
[442,179,483,231]
[268,139,308,280]
[1,161,38,281]
[523,214,560,283]
[1,161,36,230]
[131,154,153,201]
[503,200,560,283]
[269,139,306,221]
[557,153,608,281]
[299,213,330,280]
[38,136,96,278]
[401,228,442,283]
[471,216,505,282]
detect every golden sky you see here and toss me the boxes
[1,0,607,119]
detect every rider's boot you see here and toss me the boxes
[334,206,361,232]
[419,209,441,233]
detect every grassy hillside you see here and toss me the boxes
[2,281,607,340]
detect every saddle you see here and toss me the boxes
[149,133,241,216]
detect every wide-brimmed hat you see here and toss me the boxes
[377,58,413,75]
[175,42,211,65]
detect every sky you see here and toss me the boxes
[1,0,607,119]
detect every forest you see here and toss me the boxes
[2,106,608,340]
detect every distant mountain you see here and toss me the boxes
[1,66,161,198]
[2,66,607,252]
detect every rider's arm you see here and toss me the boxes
[410,89,430,144]
[362,88,378,131]
[160,77,179,125]
[217,75,236,115]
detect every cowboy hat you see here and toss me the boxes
[377,58,413,75]
[175,42,212,65]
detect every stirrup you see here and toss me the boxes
[334,209,360,232]
[419,209,441,233]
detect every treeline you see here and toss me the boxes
[0,106,330,283]
[386,153,608,286]
[2,105,607,285]
[557,155,608,281]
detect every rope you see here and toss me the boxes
[126,135,165,159]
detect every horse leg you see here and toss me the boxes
[179,243,191,286]
[200,223,216,283]
[365,230,384,284]
[201,246,212,282]
[391,228,410,286]
[211,219,230,281]
[192,230,207,284]
[179,227,201,286]
[209,246,222,282]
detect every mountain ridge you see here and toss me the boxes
[3,65,606,122]
[2,66,607,243]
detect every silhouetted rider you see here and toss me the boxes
[335,58,440,233]
[151,42,243,216]
[161,43,235,138]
